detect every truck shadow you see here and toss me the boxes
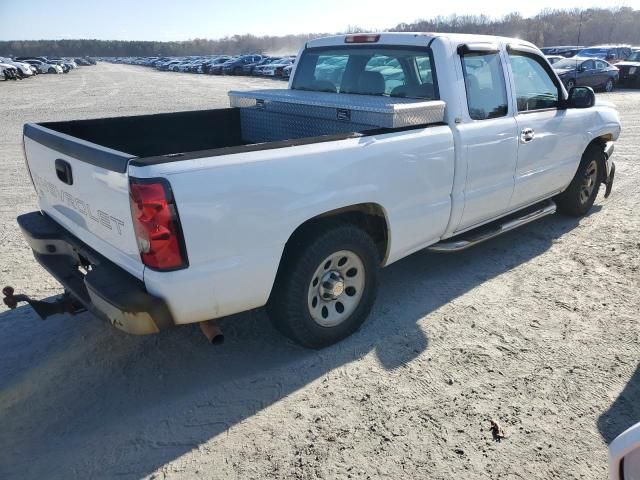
[597,363,640,444]
[0,209,599,479]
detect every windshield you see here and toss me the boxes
[291,46,437,99]
[628,52,640,61]
[578,48,609,57]
[553,58,581,69]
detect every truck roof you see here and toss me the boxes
[306,32,537,51]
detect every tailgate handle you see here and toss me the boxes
[55,159,73,185]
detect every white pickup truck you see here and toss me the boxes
[7,33,620,348]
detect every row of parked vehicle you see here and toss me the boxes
[544,44,640,91]
[108,54,296,79]
[0,56,96,81]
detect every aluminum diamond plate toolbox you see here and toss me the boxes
[228,89,445,143]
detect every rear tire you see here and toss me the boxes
[604,78,614,92]
[554,144,603,217]
[267,223,379,349]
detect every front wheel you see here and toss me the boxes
[554,145,603,217]
[48,67,56,74]
[566,79,576,90]
[267,223,379,348]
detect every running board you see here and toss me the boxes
[428,201,557,253]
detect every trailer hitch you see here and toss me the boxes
[2,286,86,320]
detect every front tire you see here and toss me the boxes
[48,67,56,74]
[554,145,603,217]
[566,79,576,90]
[267,223,379,348]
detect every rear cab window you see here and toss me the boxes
[291,46,438,100]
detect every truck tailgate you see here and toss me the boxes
[23,123,144,279]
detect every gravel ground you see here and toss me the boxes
[0,63,638,480]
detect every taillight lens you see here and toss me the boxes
[129,178,188,271]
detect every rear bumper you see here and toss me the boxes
[17,211,174,334]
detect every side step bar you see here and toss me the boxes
[428,200,557,253]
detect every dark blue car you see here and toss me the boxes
[553,57,619,92]
[222,55,263,75]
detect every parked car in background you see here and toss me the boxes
[541,46,584,58]
[0,62,19,80]
[252,57,283,75]
[577,45,632,64]
[241,56,275,75]
[201,56,230,74]
[0,57,35,77]
[157,59,183,71]
[282,64,293,79]
[19,59,63,74]
[45,59,70,73]
[221,55,263,75]
[545,55,565,65]
[552,57,619,91]
[209,56,238,75]
[261,57,295,77]
[49,58,76,72]
[615,50,640,88]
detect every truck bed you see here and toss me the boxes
[24,90,446,173]
[29,108,243,160]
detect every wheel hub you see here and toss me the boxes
[307,250,366,327]
[319,271,345,300]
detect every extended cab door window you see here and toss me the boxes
[454,47,518,232]
[508,52,559,112]
[460,52,509,120]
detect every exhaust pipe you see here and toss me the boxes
[199,320,224,345]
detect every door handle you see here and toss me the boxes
[520,128,535,143]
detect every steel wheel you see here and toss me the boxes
[307,250,365,327]
[605,79,614,92]
[579,160,598,205]
[268,223,379,348]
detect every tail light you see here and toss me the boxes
[129,178,188,271]
[345,34,380,44]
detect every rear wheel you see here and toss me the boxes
[604,78,614,92]
[554,145,603,217]
[267,223,379,348]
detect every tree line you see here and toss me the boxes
[0,7,638,58]
[390,7,640,47]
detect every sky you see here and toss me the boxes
[1,0,638,41]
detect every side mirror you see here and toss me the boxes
[610,422,640,480]
[567,86,595,108]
